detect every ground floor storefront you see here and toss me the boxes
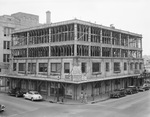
[1,76,143,102]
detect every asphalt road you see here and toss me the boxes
[0,91,150,117]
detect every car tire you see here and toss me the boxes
[31,97,34,101]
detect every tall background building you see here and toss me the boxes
[0,12,39,86]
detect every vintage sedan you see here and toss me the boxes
[0,104,5,112]
[8,87,25,97]
[23,91,43,101]
[110,89,126,98]
[138,85,150,92]
[126,86,138,94]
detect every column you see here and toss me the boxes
[110,31,113,57]
[49,28,51,57]
[119,33,121,57]
[100,29,102,57]
[119,33,121,46]
[36,59,39,76]
[88,26,91,56]
[25,60,28,75]
[74,24,77,56]
[48,59,50,76]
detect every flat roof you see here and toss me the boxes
[13,19,142,37]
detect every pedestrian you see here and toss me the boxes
[80,92,84,103]
[84,92,87,104]
[54,90,57,102]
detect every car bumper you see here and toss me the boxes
[33,97,43,100]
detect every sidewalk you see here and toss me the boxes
[0,87,110,105]
[43,94,110,105]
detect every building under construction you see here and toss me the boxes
[7,12,144,101]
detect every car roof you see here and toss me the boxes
[128,86,136,88]
[29,91,38,93]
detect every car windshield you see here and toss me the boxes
[33,92,39,94]
[128,86,135,88]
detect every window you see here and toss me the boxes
[3,41,10,49]
[19,63,26,71]
[81,62,86,73]
[51,63,61,73]
[4,27,14,36]
[4,41,6,49]
[135,63,138,70]
[7,41,10,49]
[92,62,101,73]
[114,62,120,72]
[106,62,109,72]
[139,63,142,70]
[39,63,48,72]
[28,63,36,74]
[124,62,127,71]
[3,54,10,62]
[115,79,120,84]
[64,63,70,73]
[130,63,134,70]
[13,63,16,71]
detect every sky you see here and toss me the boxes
[0,0,150,55]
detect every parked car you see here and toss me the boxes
[110,88,126,98]
[23,91,43,101]
[118,88,127,96]
[0,104,5,112]
[138,84,150,92]
[8,87,25,97]
[126,86,138,94]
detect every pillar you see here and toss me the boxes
[49,28,51,57]
[74,23,77,56]
[88,26,91,56]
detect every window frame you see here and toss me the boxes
[124,62,127,71]
[106,62,110,72]
[92,62,101,74]
[114,62,121,73]
[18,63,26,72]
[64,63,70,73]
[51,63,61,73]
[81,62,87,73]
[39,63,48,73]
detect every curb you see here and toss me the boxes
[91,98,110,104]
[44,98,110,105]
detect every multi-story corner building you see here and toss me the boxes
[0,12,39,86]
[8,17,144,100]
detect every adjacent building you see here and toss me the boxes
[0,12,39,86]
[6,14,144,100]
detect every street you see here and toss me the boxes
[0,91,150,117]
